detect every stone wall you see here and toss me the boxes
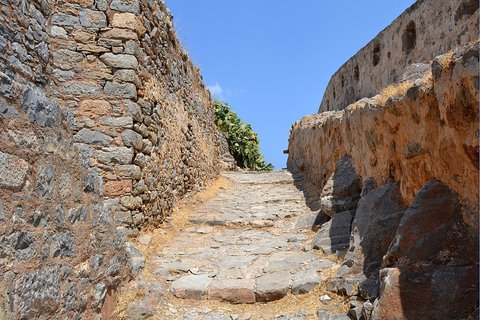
[48,0,228,231]
[288,42,479,318]
[0,1,131,319]
[0,0,228,318]
[319,0,478,112]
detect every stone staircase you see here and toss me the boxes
[113,171,350,320]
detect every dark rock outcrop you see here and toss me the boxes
[328,181,407,298]
[319,156,362,216]
[373,180,478,320]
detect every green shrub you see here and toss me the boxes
[213,100,273,171]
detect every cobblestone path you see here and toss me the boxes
[114,171,348,320]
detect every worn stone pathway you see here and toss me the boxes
[113,171,348,320]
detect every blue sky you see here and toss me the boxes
[165,1,416,169]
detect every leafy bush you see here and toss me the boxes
[213,100,273,171]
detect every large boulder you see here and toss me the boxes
[313,210,355,255]
[328,182,406,298]
[319,156,362,216]
[373,180,478,319]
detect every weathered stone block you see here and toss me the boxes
[100,28,138,41]
[123,100,142,121]
[16,267,61,319]
[68,205,87,224]
[208,279,255,304]
[104,82,137,99]
[121,129,143,149]
[291,269,321,295]
[0,71,13,98]
[90,254,104,270]
[62,282,78,312]
[61,81,101,96]
[100,53,138,69]
[111,12,137,30]
[94,282,107,309]
[171,274,212,300]
[95,147,134,164]
[29,210,48,227]
[36,165,55,199]
[115,164,142,179]
[22,87,60,127]
[100,116,133,128]
[255,271,291,302]
[384,180,468,264]
[51,13,80,27]
[9,231,35,260]
[313,210,355,254]
[125,242,145,275]
[52,68,74,81]
[73,128,112,146]
[126,300,154,320]
[77,99,112,117]
[109,0,140,14]
[98,38,124,48]
[133,152,147,167]
[0,99,18,118]
[76,44,109,53]
[55,206,65,227]
[120,195,142,210]
[319,156,361,216]
[50,26,67,39]
[50,232,74,257]
[79,9,107,28]
[104,180,132,197]
[0,151,29,190]
[114,69,139,84]
[329,182,406,298]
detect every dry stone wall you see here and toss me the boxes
[0,1,131,319]
[0,0,228,318]
[319,0,478,112]
[48,0,228,231]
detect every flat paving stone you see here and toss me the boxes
[255,271,291,302]
[208,279,256,304]
[291,269,321,295]
[162,261,196,274]
[171,274,213,299]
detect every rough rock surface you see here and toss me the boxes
[319,156,362,216]
[288,41,479,221]
[373,180,478,320]
[328,182,406,298]
[312,210,355,255]
[289,42,479,319]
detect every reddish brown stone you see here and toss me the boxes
[111,13,136,30]
[208,279,255,304]
[100,28,138,41]
[77,99,112,118]
[104,180,132,197]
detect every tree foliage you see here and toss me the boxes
[213,100,273,171]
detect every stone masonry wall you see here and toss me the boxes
[0,0,131,319]
[48,0,228,232]
[319,0,478,112]
[0,0,228,318]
